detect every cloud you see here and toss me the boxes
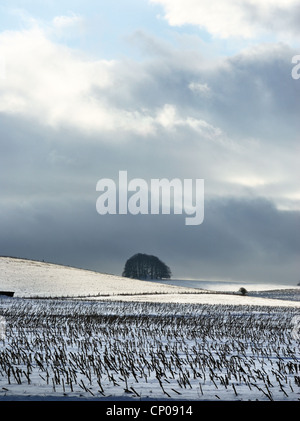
[52,14,84,30]
[0,195,299,283]
[0,27,225,138]
[151,0,300,39]
[0,15,299,283]
[1,26,299,211]
[0,27,117,131]
[50,12,90,45]
[188,82,211,96]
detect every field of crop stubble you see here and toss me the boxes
[0,298,299,401]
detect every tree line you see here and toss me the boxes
[122,253,171,280]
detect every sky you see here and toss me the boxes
[0,0,300,284]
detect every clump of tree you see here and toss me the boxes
[239,287,248,296]
[122,253,171,280]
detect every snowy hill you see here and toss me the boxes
[0,256,299,307]
[0,256,199,298]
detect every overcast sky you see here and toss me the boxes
[0,0,299,284]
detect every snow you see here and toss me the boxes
[0,257,299,401]
[153,278,299,292]
[98,292,300,307]
[0,257,200,298]
[0,297,299,401]
[1,256,299,307]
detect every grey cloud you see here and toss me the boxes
[0,195,299,284]
[1,29,299,285]
[151,0,300,39]
[243,1,300,38]
[97,35,300,145]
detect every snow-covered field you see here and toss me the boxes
[1,257,300,307]
[0,257,299,401]
[0,257,201,298]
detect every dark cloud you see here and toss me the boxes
[0,193,299,284]
[243,1,300,38]
[0,27,299,285]
[107,37,300,142]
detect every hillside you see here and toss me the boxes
[0,256,299,307]
[0,256,200,298]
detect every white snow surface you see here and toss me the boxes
[0,257,300,401]
[0,257,299,307]
[99,292,300,307]
[0,257,200,298]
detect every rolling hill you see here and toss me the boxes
[0,256,199,298]
[0,256,299,307]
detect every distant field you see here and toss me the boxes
[0,257,299,307]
